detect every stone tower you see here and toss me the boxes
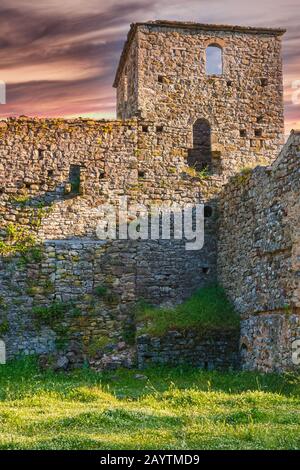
[114,21,286,174]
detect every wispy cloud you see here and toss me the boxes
[0,0,299,133]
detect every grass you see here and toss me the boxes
[0,357,299,450]
[135,285,240,336]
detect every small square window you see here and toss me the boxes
[255,129,262,137]
[158,75,164,83]
[99,169,105,180]
[240,129,247,138]
[142,125,149,133]
[156,125,163,133]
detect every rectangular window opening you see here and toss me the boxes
[69,164,81,193]
[260,78,268,87]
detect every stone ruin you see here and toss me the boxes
[0,21,299,372]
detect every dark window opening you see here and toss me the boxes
[227,80,233,87]
[204,205,213,218]
[158,75,164,83]
[99,169,105,180]
[48,170,54,177]
[69,164,81,194]
[206,45,223,75]
[138,170,145,179]
[260,78,268,87]
[255,129,262,137]
[38,149,43,159]
[204,361,208,370]
[142,125,149,133]
[257,115,263,123]
[240,343,248,358]
[188,118,212,172]
[240,129,247,137]
[156,125,163,133]
[202,267,210,274]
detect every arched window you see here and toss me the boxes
[188,118,212,171]
[206,45,223,75]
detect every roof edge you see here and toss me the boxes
[113,21,286,88]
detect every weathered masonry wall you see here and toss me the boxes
[0,117,219,364]
[115,21,285,175]
[218,131,300,372]
[137,330,240,370]
[0,117,221,237]
[0,238,216,365]
[0,20,297,372]
[0,240,136,367]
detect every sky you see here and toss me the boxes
[0,0,299,134]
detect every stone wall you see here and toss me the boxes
[115,21,285,176]
[0,21,298,372]
[0,239,136,367]
[137,330,240,370]
[218,131,300,372]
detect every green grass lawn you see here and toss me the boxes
[136,285,240,336]
[0,357,299,450]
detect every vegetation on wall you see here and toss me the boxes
[0,319,9,335]
[86,336,114,358]
[94,285,119,305]
[0,223,36,257]
[32,302,70,326]
[183,165,210,180]
[0,203,53,258]
[135,285,240,337]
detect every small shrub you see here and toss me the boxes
[94,286,119,305]
[32,302,69,326]
[183,166,209,180]
[87,336,112,357]
[94,286,108,297]
[0,319,9,335]
[10,194,29,205]
[0,223,36,256]
[70,307,82,318]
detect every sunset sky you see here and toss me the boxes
[0,0,299,135]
